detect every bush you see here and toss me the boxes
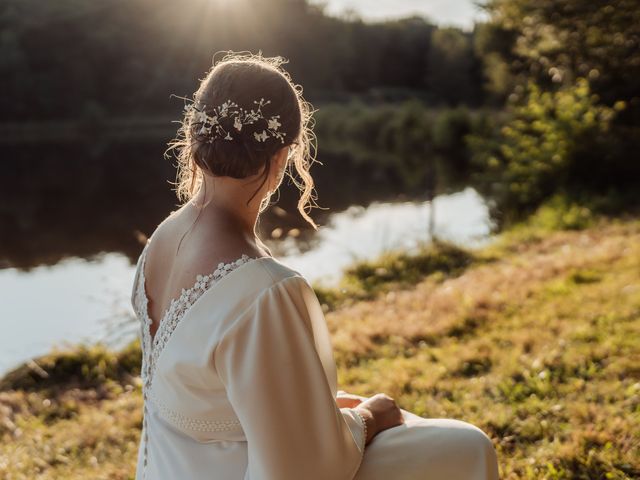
[0,341,141,392]
[313,241,475,310]
[468,79,618,225]
[527,195,595,231]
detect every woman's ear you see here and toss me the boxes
[274,145,289,170]
[270,146,288,178]
[267,146,289,193]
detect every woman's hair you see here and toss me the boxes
[166,51,319,229]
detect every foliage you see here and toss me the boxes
[467,79,618,224]
[481,0,640,107]
[314,101,477,193]
[313,241,476,310]
[0,342,141,393]
[0,0,485,122]
[471,0,640,224]
[426,27,482,106]
[524,195,595,232]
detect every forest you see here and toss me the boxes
[2,0,638,230]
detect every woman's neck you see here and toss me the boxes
[190,175,266,238]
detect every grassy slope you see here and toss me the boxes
[1,219,639,479]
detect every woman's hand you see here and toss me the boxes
[355,393,405,445]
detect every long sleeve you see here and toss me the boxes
[213,275,366,480]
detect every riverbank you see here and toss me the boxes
[1,216,638,479]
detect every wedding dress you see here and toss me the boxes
[130,238,499,479]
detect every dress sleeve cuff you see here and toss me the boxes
[340,407,367,453]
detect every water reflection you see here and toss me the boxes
[1,142,419,269]
[0,187,492,375]
[278,187,493,285]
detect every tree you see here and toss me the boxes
[468,79,620,223]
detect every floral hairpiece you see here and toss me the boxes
[184,97,286,144]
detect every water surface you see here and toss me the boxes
[0,188,492,375]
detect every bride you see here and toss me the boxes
[130,52,500,480]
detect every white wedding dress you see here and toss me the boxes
[130,238,499,479]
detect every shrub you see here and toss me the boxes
[468,78,618,224]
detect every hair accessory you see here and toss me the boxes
[184,98,286,144]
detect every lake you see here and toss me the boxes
[1,135,499,375]
[0,185,492,375]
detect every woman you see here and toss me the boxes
[130,52,500,480]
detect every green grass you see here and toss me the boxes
[1,218,639,479]
[313,240,479,311]
[0,342,140,393]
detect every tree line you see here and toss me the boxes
[1,0,638,224]
[0,0,485,122]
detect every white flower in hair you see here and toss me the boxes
[193,110,209,124]
[254,130,269,142]
[268,116,281,130]
[185,97,287,144]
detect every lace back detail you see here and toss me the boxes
[135,243,258,387]
[146,252,256,385]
